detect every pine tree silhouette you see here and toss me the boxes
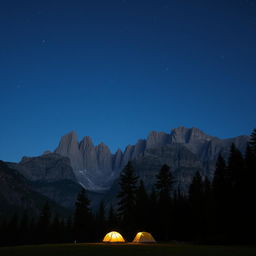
[73,188,92,242]
[117,161,138,239]
[155,164,174,241]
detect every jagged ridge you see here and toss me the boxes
[52,127,249,190]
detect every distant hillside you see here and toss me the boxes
[0,161,70,218]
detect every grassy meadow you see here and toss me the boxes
[0,243,256,256]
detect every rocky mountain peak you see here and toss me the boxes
[146,131,171,149]
[96,142,110,152]
[65,130,77,140]
[55,131,79,153]
[170,126,214,144]
[79,136,94,150]
[189,127,215,142]
[132,139,146,159]
[55,131,82,170]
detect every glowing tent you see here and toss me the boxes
[102,231,125,243]
[132,232,156,243]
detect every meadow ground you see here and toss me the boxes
[0,243,256,256]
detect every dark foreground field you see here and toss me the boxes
[0,243,256,256]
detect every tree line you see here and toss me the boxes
[0,129,255,245]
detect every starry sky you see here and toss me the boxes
[0,0,256,162]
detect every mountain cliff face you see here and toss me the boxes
[9,153,82,208]
[14,153,76,182]
[0,161,68,216]
[53,127,249,191]
[133,143,203,191]
[55,132,113,190]
[169,127,249,177]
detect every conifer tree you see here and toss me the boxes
[202,176,212,238]
[227,143,244,190]
[134,180,149,230]
[214,155,229,215]
[188,171,204,240]
[155,164,174,240]
[117,161,138,238]
[189,171,204,204]
[212,154,229,238]
[73,188,92,242]
[212,154,227,197]
[117,162,138,218]
[226,144,245,242]
[155,164,174,200]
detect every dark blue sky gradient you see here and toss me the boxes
[1,0,256,162]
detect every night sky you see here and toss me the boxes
[1,0,256,162]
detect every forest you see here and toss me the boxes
[0,129,255,246]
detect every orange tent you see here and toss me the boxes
[102,231,125,243]
[132,232,156,243]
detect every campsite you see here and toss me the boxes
[1,1,256,255]
[0,231,255,256]
[1,230,255,256]
[0,243,256,256]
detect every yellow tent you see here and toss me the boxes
[132,232,156,243]
[102,231,125,243]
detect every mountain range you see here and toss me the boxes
[1,126,250,213]
[54,126,249,190]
